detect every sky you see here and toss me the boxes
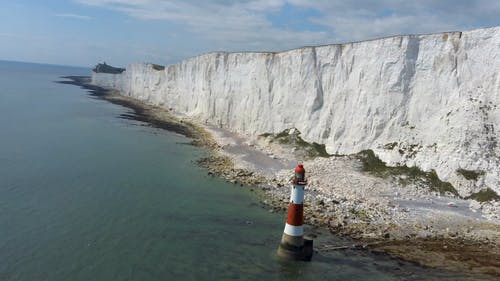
[0,0,498,67]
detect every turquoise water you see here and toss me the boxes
[0,61,491,280]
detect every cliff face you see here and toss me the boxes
[92,27,500,196]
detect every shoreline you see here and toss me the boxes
[60,76,499,277]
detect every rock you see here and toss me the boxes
[469,200,481,210]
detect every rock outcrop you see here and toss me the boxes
[92,27,500,196]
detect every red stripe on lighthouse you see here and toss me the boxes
[286,203,304,226]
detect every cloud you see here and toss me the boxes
[75,0,327,51]
[288,0,500,42]
[0,33,20,38]
[0,32,48,41]
[56,13,93,20]
[76,0,499,47]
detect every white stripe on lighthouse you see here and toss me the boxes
[290,185,304,204]
[284,223,304,236]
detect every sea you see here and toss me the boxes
[0,60,491,280]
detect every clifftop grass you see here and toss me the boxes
[151,64,165,71]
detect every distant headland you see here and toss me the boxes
[92,62,125,74]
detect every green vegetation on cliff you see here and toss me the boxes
[259,128,330,158]
[356,150,459,197]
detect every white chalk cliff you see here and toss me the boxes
[92,27,500,196]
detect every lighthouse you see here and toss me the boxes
[277,164,313,261]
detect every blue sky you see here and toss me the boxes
[1,0,498,67]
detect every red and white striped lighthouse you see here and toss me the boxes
[277,164,313,261]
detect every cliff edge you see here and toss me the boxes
[91,26,500,197]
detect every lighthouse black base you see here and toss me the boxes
[277,236,314,261]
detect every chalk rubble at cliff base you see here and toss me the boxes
[199,123,499,244]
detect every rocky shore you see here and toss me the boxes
[62,76,499,277]
[203,129,500,276]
